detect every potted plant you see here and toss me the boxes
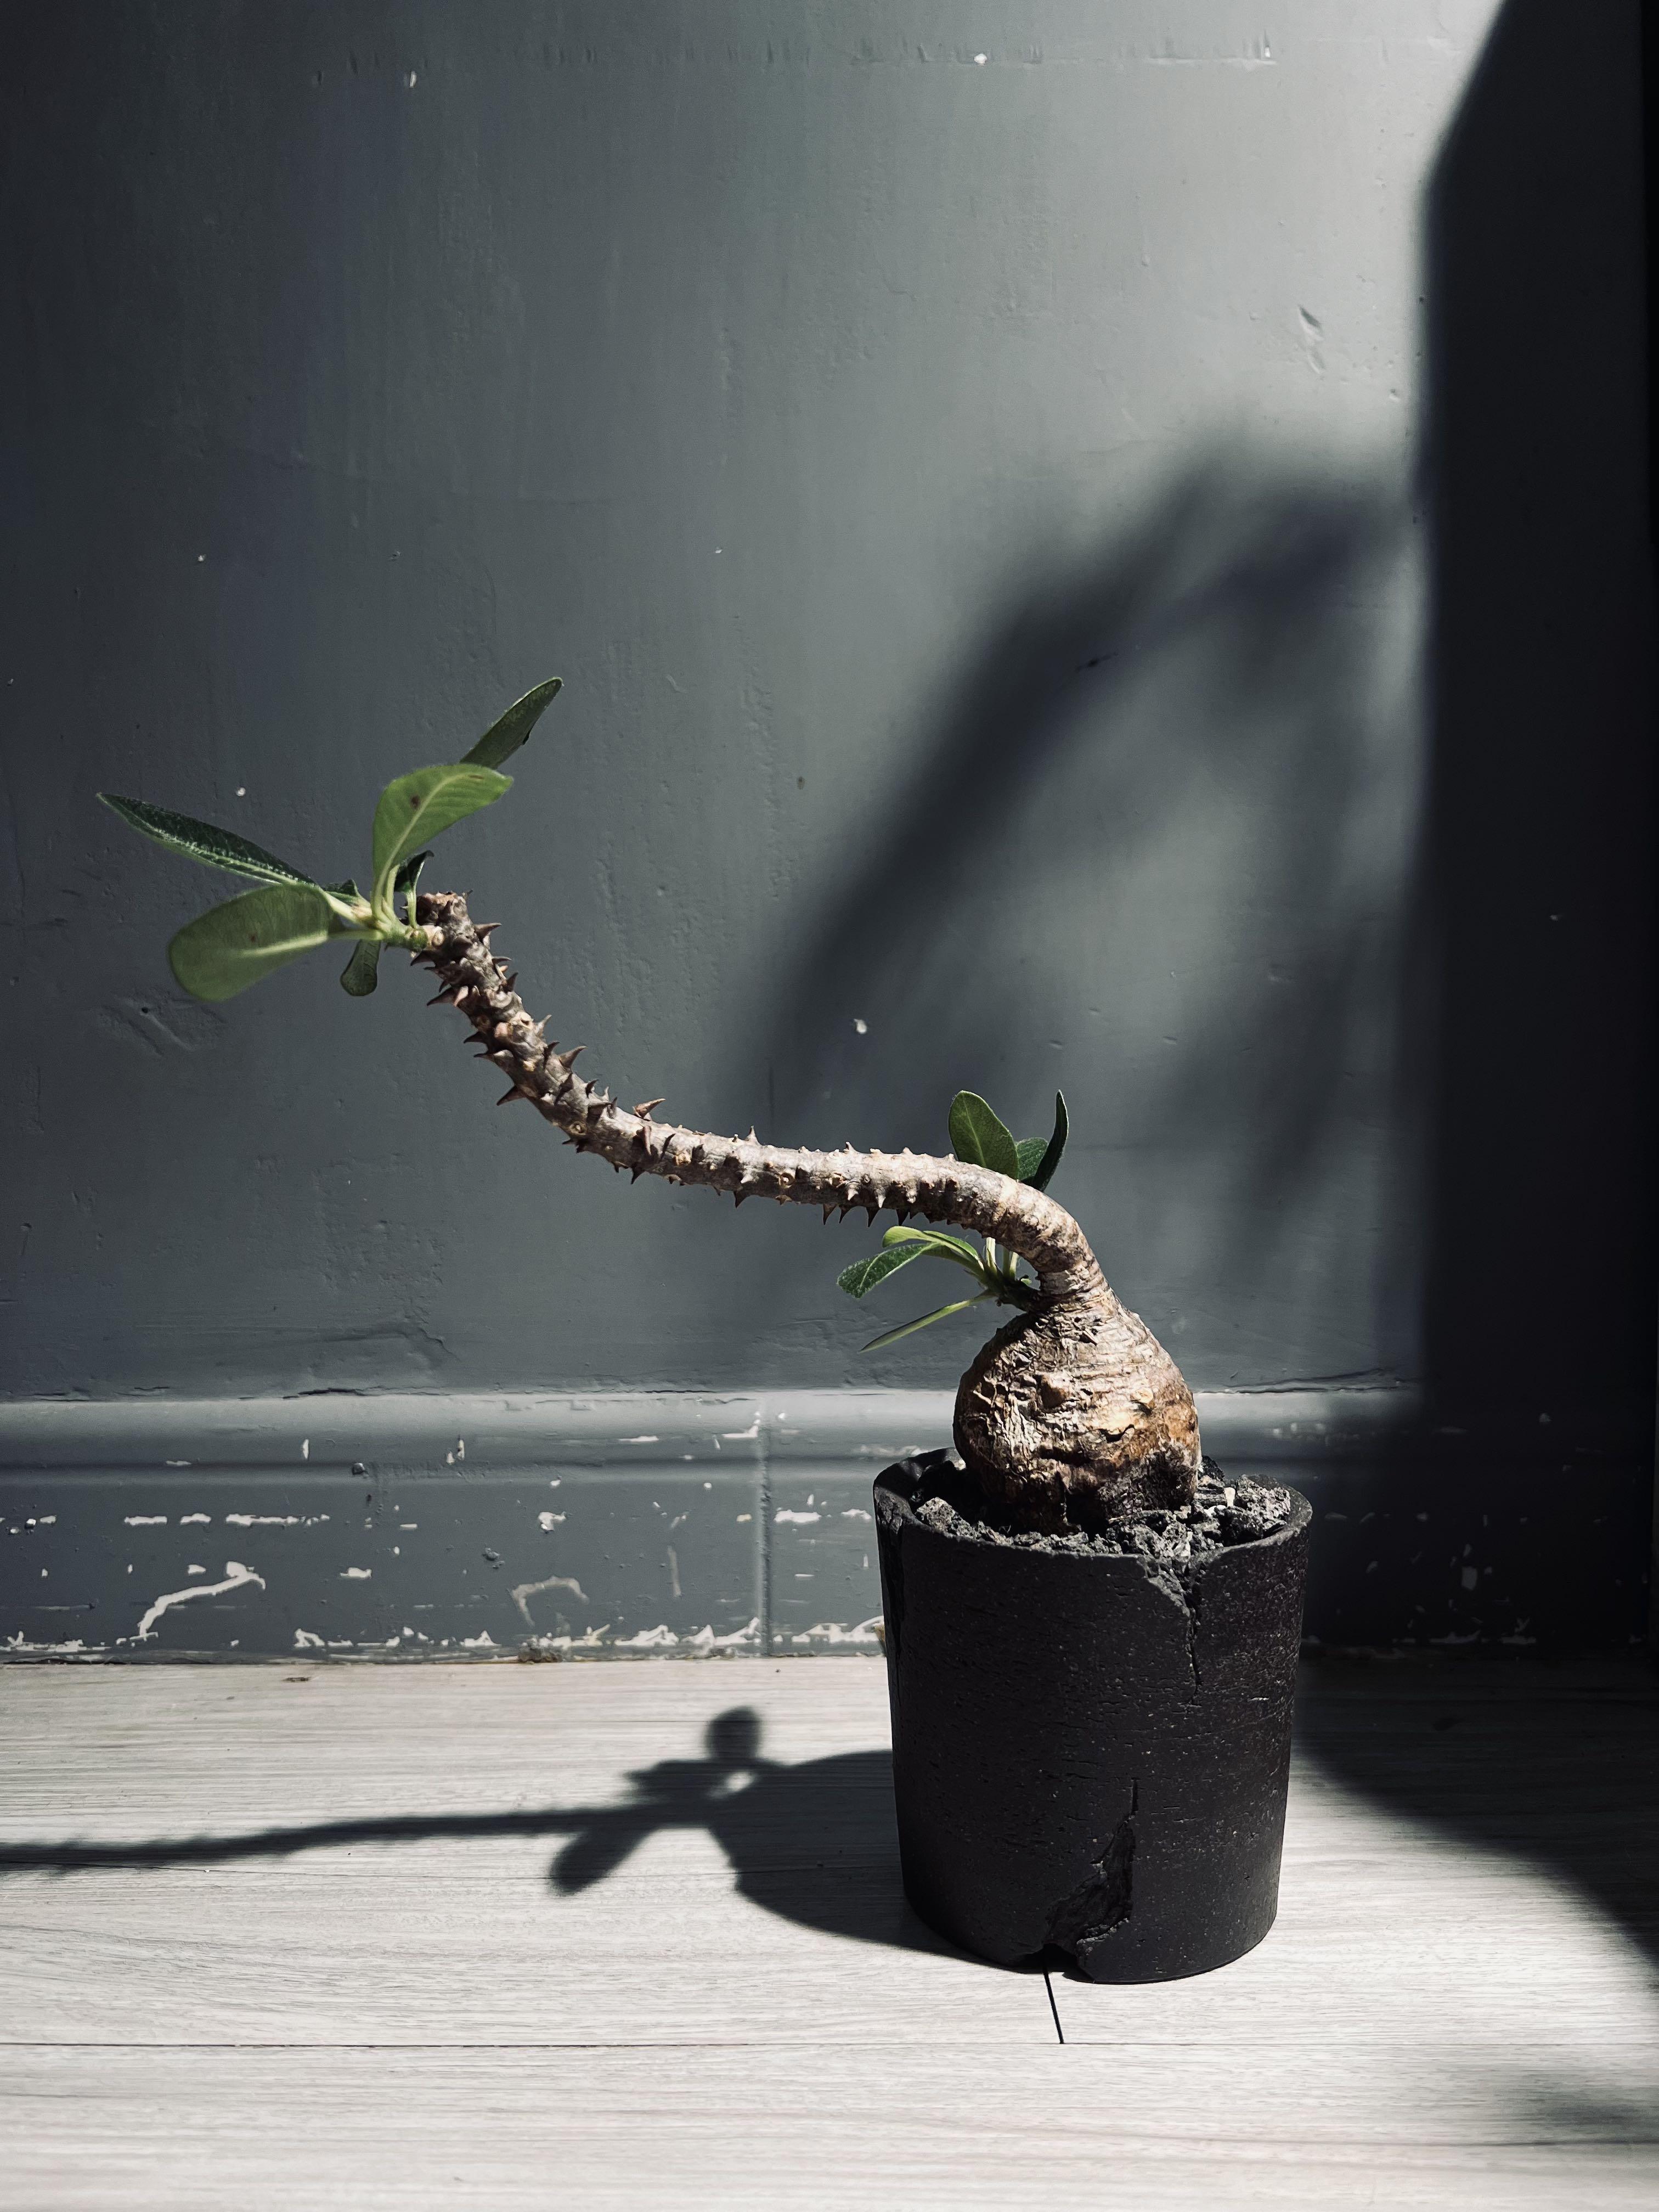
[103,678,1310,1983]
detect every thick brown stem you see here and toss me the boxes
[414,891,1200,1528]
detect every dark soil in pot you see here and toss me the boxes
[874,1450,1311,1984]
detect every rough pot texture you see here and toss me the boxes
[875,1453,1312,1983]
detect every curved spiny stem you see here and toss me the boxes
[415,890,1200,1529]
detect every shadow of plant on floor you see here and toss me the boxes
[0,1704,966,1958]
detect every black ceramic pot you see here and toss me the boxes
[874,1451,1311,1983]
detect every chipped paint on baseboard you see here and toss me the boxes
[510,1572,589,1626]
[134,1561,265,1642]
[783,1616,884,1649]
[1,1388,1645,1657]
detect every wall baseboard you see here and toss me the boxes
[1,1388,1647,1657]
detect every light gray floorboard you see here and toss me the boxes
[3,1657,1657,2208]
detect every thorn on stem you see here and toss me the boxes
[634,1098,665,1120]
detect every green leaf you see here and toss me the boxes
[393,849,431,924]
[838,1242,940,1299]
[838,1245,926,1298]
[100,794,321,892]
[861,1294,990,1353]
[947,1091,1020,1180]
[340,940,383,997]
[839,1226,992,1301]
[371,764,511,913]
[881,1225,984,1263]
[167,883,346,1003]
[462,677,563,770]
[1017,1093,1069,1192]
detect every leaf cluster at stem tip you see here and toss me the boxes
[836,1090,1069,1350]
[97,678,562,1002]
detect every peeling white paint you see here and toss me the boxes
[667,1546,681,1599]
[537,1511,566,1531]
[721,1412,761,1440]
[187,1564,207,1576]
[775,1509,821,1525]
[123,1515,167,1527]
[840,1507,873,1521]
[680,1617,761,1653]
[613,1624,680,1649]
[459,1630,494,1648]
[301,1438,309,1461]
[341,1567,371,1579]
[544,1622,613,1650]
[511,1573,589,1626]
[136,1560,265,1641]
[619,1434,659,1444]
[163,1460,191,1468]
[788,1616,884,1647]
[293,1629,325,1649]
[179,1513,210,1526]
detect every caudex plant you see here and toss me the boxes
[102,680,1200,1535]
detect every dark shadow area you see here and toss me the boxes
[0,1703,969,1961]
[1414,0,1656,1468]
[1300,1657,1659,1974]
[731,0,1656,1650]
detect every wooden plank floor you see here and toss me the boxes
[2,1657,1656,2209]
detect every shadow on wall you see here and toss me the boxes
[725,0,1655,1644]
[1413,0,1656,1467]
[740,456,1422,1398]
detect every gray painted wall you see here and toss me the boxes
[3,3,1653,1647]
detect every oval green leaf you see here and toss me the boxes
[837,1243,934,1299]
[371,764,511,912]
[838,1229,986,1301]
[462,677,563,770]
[167,883,345,1003]
[100,794,321,892]
[946,1091,1020,1180]
[340,940,383,997]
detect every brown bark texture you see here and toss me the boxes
[414,891,1200,1529]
